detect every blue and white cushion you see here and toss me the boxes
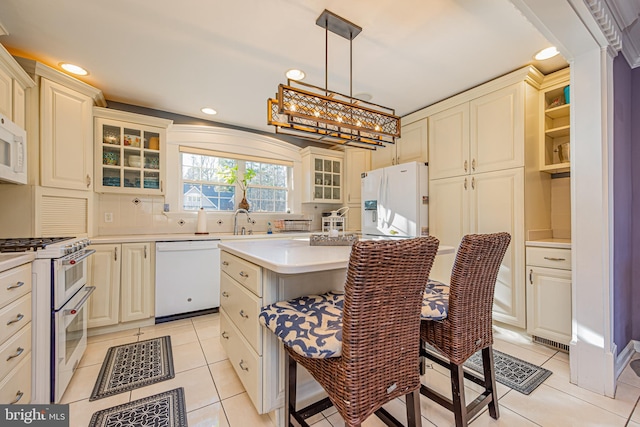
[259,291,344,359]
[421,279,450,320]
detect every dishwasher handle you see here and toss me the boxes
[156,241,220,252]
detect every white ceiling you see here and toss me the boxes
[0,0,569,135]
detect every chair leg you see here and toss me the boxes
[482,346,499,420]
[284,351,297,427]
[450,362,468,427]
[406,389,422,427]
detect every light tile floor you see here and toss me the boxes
[63,315,640,427]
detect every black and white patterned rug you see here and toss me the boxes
[89,387,187,427]
[90,336,175,401]
[464,349,552,395]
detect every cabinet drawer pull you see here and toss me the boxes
[543,257,566,261]
[239,359,249,371]
[6,281,25,290]
[221,331,229,339]
[463,178,467,190]
[239,271,249,278]
[10,390,24,404]
[7,314,24,326]
[6,347,24,361]
[472,159,476,171]
[464,160,468,172]
[529,269,533,284]
[222,261,229,266]
[239,310,249,319]
[114,247,118,261]
[222,291,229,298]
[144,245,147,259]
[471,177,475,189]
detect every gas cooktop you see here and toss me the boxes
[0,237,75,253]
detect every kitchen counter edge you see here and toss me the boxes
[89,232,313,244]
[525,238,571,249]
[0,252,36,272]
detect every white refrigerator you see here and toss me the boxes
[361,161,429,238]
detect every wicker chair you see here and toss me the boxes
[260,237,440,427]
[419,232,511,427]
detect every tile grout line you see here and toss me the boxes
[624,393,640,427]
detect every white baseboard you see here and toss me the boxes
[616,340,638,380]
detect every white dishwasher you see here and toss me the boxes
[155,240,221,320]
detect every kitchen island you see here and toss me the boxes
[217,237,453,425]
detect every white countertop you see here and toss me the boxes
[0,252,36,272]
[219,238,454,274]
[89,232,312,244]
[525,238,571,249]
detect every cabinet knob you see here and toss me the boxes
[464,160,468,172]
[529,269,533,284]
[464,178,467,190]
[239,271,249,278]
[471,177,475,190]
[471,159,476,171]
[86,174,92,188]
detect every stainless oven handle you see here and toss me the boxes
[64,286,96,316]
[61,249,96,265]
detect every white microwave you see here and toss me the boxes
[0,113,27,185]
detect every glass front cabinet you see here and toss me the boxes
[300,146,344,203]
[94,108,172,194]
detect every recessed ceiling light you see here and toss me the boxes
[285,69,305,81]
[354,93,372,102]
[60,63,88,76]
[201,107,217,115]
[534,46,559,61]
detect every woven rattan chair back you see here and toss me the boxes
[288,236,439,427]
[420,232,511,427]
[424,232,510,365]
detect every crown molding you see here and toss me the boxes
[586,0,640,67]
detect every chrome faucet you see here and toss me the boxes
[233,209,251,235]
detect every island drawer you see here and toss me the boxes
[0,263,31,309]
[220,273,263,355]
[0,353,31,404]
[526,247,571,270]
[221,251,262,297]
[0,294,31,345]
[0,323,31,382]
[220,309,262,412]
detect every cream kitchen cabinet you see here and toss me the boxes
[344,147,371,231]
[15,57,105,191]
[0,260,32,404]
[526,246,572,347]
[300,146,343,203]
[0,44,34,129]
[371,118,427,169]
[94,108,172,194]
[428,83,525,180]
[87,242,154,331]
[429,168,526,327]
[427,67,550,328]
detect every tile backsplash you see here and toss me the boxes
[96,194,341,236]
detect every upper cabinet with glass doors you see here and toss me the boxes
[93,107,172,194]
[300,146,344,203]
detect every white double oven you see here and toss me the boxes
[0,237,95,403]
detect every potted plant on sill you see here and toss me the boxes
[218,165,256,210]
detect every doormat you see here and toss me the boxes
[89,387,187,427]
[90,336,174,401]
[464,349,552,395]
